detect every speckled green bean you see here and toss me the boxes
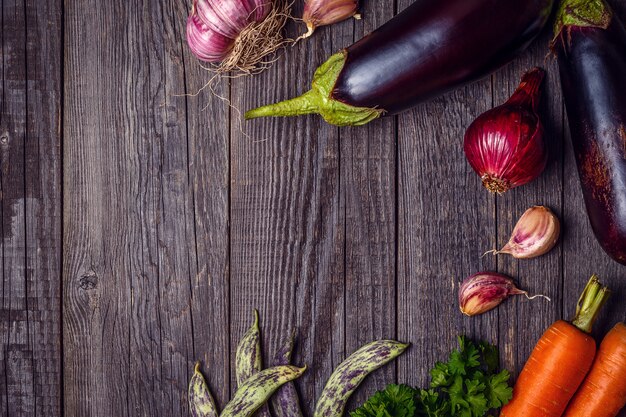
[221,365,307,417]
[271,335,304,417]
[235,309,263,385]
[313,340,409,417]
[188,362,218,417]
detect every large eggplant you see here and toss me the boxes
[554,0,626,265]
[245,0,555,126]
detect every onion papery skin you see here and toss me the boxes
[463,68,548,194]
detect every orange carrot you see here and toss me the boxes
[500,275,611,417]
[563,322,626,417]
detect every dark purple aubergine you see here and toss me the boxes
[553,0,626,265]
[246,0,554,126]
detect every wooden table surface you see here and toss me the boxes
[1,0,625,416]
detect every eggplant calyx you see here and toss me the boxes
[245,52,383,126]
[553,0,612,42]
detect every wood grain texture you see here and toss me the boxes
[493,32,565,380]
[340,0,398,409]
[229,4,346,413]
[396,0,498,389]
[63,1,229,417]
[0,0,62,416]
[1,0,624,416]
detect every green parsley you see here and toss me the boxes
[350,336,513,417]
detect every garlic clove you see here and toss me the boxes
[187,14,234,62]
[301,0,359,39]
[459,272,549,317]
[497,206,560,259]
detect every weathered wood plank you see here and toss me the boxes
[229,9,350,416]
[1,0,62,416]
[0,2,30,415]
[24,1,63,415]
[64,1,229,417]
[397,77,498,388]
[492,32,565,380]
[395,0,497,389]
[180,9,232,416]
[340,0,397,410]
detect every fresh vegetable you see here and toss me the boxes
[500,275,611,417]
[459,272,550,317]
[271,335,304,417]
[351,337,513,417]
[552,0,626,265]
[221,365,307,417]
[236,310,271,417]
[485,206,560,259]
[463,69,548,194]
[188,362,219,417]
[314,340,408,417]
[350,384,416,417]
[300,0,360,39]
[563,322,626,417]
[245,0,554,126]
[235,309,263,386]
[186,0,289,73]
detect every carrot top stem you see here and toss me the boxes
[572,275,611,333]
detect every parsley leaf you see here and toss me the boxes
[351,337,513,417]
[484,370,513,408]
[350,384,417,417]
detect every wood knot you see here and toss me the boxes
[78,272,98,290]
[0,135,8,145]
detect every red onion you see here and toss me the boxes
[186,0,289,73]
[464,68,548,194]
[300,0,360,39]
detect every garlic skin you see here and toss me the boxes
[187,13,234,62]
[459,272,525,316]
[495,206,560,259]
[459,272,550,316]
[464,68,548,194]
[301,0,360,39]
[186,0,288,73]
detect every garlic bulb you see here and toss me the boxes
[300,0,360,39]
[186,0,289,73]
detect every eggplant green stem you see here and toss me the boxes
[571,275,611,333]
[245,52,383,127]
[553,0,612,40]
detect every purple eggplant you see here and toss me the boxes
[246,0,555,126]
[553,0,626,265]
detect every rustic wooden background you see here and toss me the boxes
[1,0,625,416]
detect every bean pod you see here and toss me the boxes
[314,340,409,417]
[221,365,308,417]
[236,310,263,385]
[271,335,304,417]
[235,310,271,417]
[188,362,218,417]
